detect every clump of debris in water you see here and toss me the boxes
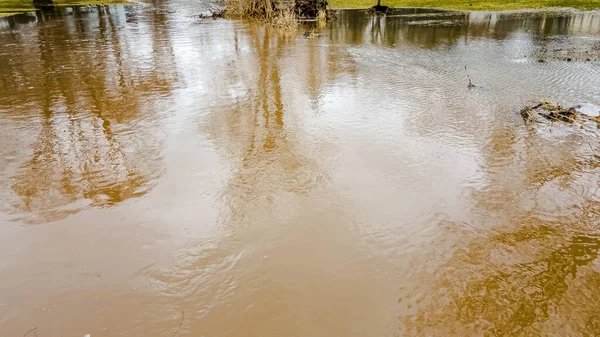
[520,101,600,157]
[520,101,600,134]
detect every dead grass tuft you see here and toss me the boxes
[316,9,327,26]
[271,9,299,31]
[225,0,273,19]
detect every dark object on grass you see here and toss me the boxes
[369,0,389,13]
[33,0,53,6]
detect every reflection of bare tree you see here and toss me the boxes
[328,10,599,49]
[303,27,357,112]
[208,25,327,223]
[330,9,468,48]
[370,15,384,44]
[401,102,600,335]
[1,6,176,223]
[403,213,600,336]
[141,25,395,337]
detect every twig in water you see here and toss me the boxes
[170,310,185,337]
[589,143,598,157]
[464,66,475,88]
[543,120,554,132]
[23,327,38,337]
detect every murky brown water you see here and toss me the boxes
[1,2,600,336]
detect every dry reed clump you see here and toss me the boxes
[271,9,299,31]
[316,9,326,27]
[225,0,273,19]
[520,100,600,127]
[225,0,298,31]
[316,9,327,21]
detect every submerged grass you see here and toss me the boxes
[271,9,299,30]
[225,0,276,18]
[329,0,600,10]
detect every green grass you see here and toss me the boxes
[329,0,600,10]
[0,11,25,17]
[0,0,34,12]
[0,0,134,14]
[52,0,135,5]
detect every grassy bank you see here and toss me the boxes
[0,0,132,14]
[51,0,135,6]
[329,0,600,10]
[0,0,34,12]
[0,12,26,17]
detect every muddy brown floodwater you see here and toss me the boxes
[1,2,600,336]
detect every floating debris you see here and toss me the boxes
[303,28,319,38]
[467,77,475,88]
[465,66,475,88]
[520,101,600,128]
[405,19,463,27]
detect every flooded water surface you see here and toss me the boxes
[1,2,600,336]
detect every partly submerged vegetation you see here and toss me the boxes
[520,101,600,137]
[225,0,298,30]
[329,0,600,10]
[225,0,281,19]
[224,0,328,31]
